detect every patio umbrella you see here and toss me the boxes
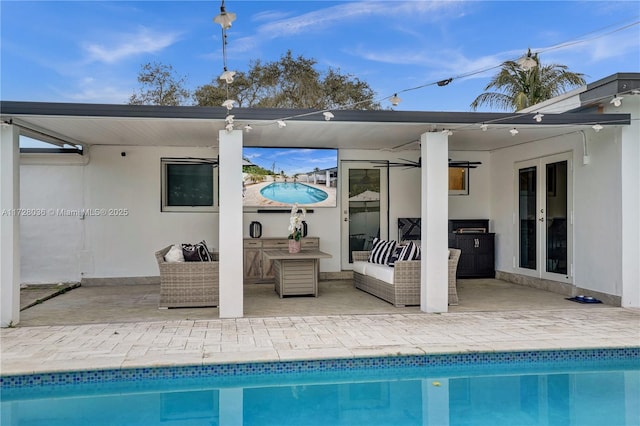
[348,190,380,212]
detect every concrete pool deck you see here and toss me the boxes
[1,281,639,376]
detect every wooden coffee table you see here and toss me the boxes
[262,249,332,298]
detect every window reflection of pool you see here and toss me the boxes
[260,182,328,204]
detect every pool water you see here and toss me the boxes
[260,182,328,204]
[2,350,638,426]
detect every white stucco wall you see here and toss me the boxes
[20,156,84,283]
[448,151,492,223]
[19,144,492,281]
[490,128,624,296]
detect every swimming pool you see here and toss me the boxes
[1,348,638,425]
[260,182,329,204]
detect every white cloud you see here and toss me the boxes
[232,1,462,53]
[83,26,181,64]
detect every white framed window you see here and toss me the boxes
[161,158,218,212]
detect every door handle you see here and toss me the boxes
[474,238,479,248]
[539,217,544,222]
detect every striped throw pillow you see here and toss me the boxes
[398,241,420,261]
[368,238,397,264]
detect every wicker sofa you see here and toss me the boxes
[351,248,461,307]
[155,246,219,308]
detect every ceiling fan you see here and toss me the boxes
[383,158,482,169]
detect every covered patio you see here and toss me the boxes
[1,91,636,326]
[17,278,611,327]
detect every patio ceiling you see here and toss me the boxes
[1,101,630,152]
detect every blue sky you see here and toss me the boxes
[243,147,338,176]
[1,1,639,111]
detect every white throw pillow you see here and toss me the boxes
[164,244,185,263]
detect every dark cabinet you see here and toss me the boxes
[448,220,495,278]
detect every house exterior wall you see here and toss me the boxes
[19,144,491,283]
[490,128,624,297]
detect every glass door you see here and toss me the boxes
[341,162,388,269]
[516,153,572,282]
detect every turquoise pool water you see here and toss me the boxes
[1,349,638,426]
[260,182,328,204]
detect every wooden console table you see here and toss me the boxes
[262,249,331,298]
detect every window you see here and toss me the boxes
[161,158,217,212]
[449,167,469,195]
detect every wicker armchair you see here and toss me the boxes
[155,246,219,308]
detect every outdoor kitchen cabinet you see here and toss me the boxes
[448,219,495,278]
[243,237,319,283]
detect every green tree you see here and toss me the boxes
[129,62,191,106]
[470,51,586,111]
[194,50,380,110]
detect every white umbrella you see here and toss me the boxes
[348,190,380,202]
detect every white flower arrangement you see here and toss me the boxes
[288,203,306,241]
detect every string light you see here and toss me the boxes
[244,124,253,132]
[533,113,544,122]
[219,70,236,84]
[480,123,488,131]
[277,120,287,128]
[222,99,237,110]
[323,112,334,121]
[442,129,453,136]
[592,124,604,132]
[510,128,519,136]
[389,94,402,106]
[610,95,623,107]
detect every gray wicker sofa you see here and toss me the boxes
[155,245,219,308]
[352,248,461,307]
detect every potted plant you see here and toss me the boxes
[288,203,306,253]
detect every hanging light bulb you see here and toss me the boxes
[533,113,544,122]
[516,48,537,71]
[323,111,334,121]
[389,94,402,106]
[225,115,235,124]
[480,123,488,132]
[610,95,623,107]
[277,120,286,128]
[442,129,453,136]
[219,70,236,84]
[244,124,253,132]
[592,124,603,132]
[510,128,519,136]
[225,123,234,132]
[213,1,236,29]
[222,99,237,110]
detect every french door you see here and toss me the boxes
[340,162,388,269]
[516,153,573,282]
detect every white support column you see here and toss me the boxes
[420,132,449,313]
[218,129,244,318]
[325,170,330,187]
[1,124,21,327]
[621,118,640,308]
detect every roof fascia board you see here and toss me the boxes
[0,100,630,126]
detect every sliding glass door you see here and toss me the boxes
[516,153,572,282]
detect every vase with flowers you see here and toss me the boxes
[288,203,306,253]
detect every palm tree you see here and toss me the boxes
[470,50,586,111]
